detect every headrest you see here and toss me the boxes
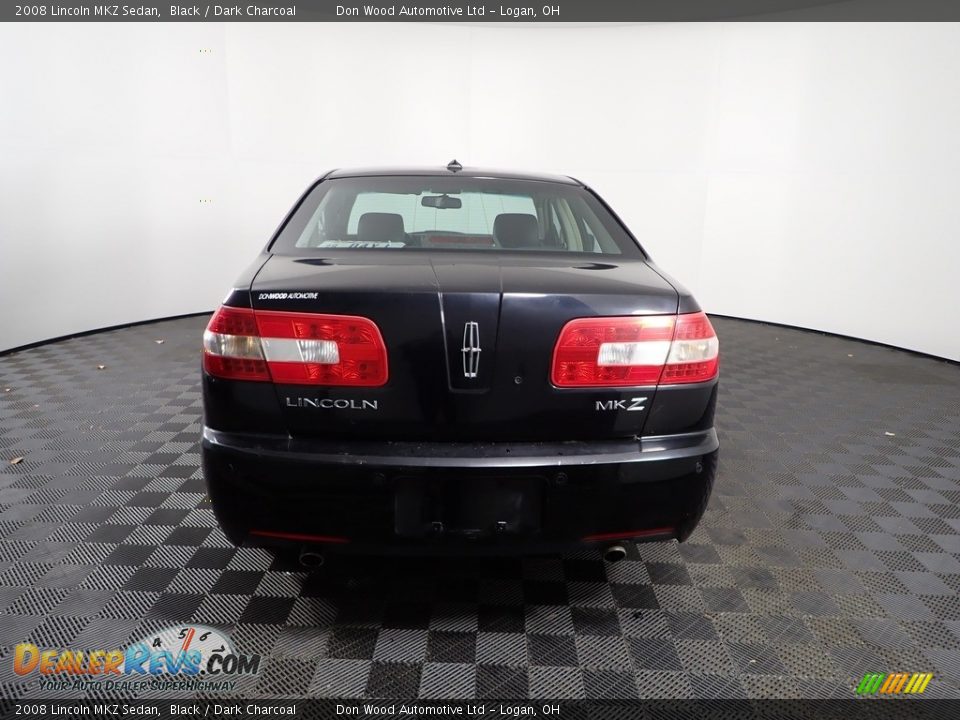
[493,213,540,249]
[357,212,405,244]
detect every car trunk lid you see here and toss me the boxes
[250,252,679,441]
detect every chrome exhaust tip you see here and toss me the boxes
[299,549,325,568]
[603,545,627,563]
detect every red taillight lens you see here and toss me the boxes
[206,305,259,336]
[661,312,720,385]
[202,307,388,387]
[255,310,388,387]
[551,312,718,388]
[202,306,270,382]
[551,315,676,387]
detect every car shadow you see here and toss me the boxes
[266,548,615,628]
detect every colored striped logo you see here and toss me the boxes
[856,672,933,694]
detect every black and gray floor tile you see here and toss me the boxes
[0,315,958,700]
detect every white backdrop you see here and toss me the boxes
[1,22,958,359]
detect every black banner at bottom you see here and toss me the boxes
[0,699,957,720]
[4,0,960,23]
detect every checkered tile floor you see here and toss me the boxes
[0,315,958,700]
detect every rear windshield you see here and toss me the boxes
[270,177,643,257]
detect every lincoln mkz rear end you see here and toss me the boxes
[201,166,719,559]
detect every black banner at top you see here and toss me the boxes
[3,0,960,23]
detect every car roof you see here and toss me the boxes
[324,165,583,186]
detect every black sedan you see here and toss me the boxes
[201,163,719,563]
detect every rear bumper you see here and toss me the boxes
[201,427,718,554]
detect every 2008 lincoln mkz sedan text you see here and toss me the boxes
[201,163,719,562]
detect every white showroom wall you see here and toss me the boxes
[1,22,958,360]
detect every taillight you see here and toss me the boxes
[551,312,718,387]
[660,312,720,385]
[203,306,388,387]
[255,310,388,386]
[202,307,270,382]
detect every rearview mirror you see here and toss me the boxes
[421,194,462,209]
